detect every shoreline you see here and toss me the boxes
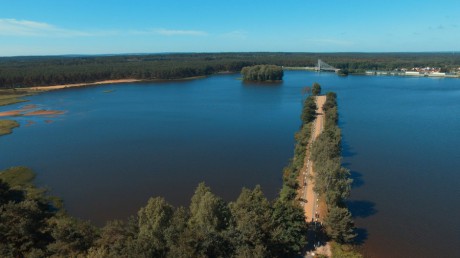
[23,76,208,92]
[26,79,143,91]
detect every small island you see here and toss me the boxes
[0,120,19,136]
[241,65,284,82]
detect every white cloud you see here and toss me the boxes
[133,28,208,36]
[0,18,208,38]
[0,18,91,37]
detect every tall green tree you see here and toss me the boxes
[164,207,192,258]
[301,96,317,124]
[93,219,138,257]
[270,199,308,257]
[324,206,356,244]
[229,186,273,257]
[46,216,98,257]
[0,200,50,257]
[137,197,174,257]
[186,183,232,257]
[312,82,322,96]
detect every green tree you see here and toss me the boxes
[0,200,50,257]
[229,186,273,257]
[186,183,232,257]
[301,96,317,124]
[165,207,192,258]
[93,219,138,257]
[46,216,98,257]
[324,206,356,244]
[312,82,321,96]
[270,200,308,257]
[137,196,174,257]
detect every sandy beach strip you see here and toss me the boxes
[23,110,65,116]
[0,110,23,117]
[26,79,142,91]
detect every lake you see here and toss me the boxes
[1,71,459,257]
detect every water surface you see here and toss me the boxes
[1,71,459,257]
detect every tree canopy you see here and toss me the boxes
[1,52,458,88]
[312,82,321,96]
[0,167,310,257]
[241,65,284,81]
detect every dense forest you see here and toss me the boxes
[241,65,283,81]
[0,52,459,88]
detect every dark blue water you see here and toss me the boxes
[1,71,459,257]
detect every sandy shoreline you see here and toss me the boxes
[27,79,142,91]
[24,76,208,92]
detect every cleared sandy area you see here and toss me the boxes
[0,110,23,117]
[27,79,141,91]
[0,107,65,117]
[23,110,65,116]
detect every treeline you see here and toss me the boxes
[1,52,459,88]
[0,167,309,258]
[241,65,283,81]
[311,92,356,244]
[279,94,317,202]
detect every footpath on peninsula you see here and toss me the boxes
[289,83,360,257]
[299,95,326,222]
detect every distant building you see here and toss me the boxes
[405,71,420,76]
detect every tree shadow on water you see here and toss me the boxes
[347,200,377,219]
[341,139,356,158]
[347,200,375,245]
[350,170,364,189]
[354,227,369,245]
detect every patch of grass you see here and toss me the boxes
[0,89,36,106]
[0,166,35,188]
[0,166,52,201]
[0,119,20,136]
[0,97,28,106]
[331,242,363,258]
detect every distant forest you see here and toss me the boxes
[1,52,459,88]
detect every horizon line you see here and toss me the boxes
[1,50,460,58]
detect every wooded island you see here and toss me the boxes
[241,65,283,82]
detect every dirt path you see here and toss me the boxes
[299,95,326,221]
[298,95,329,257]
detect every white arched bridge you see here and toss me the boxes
[315,59,340,72]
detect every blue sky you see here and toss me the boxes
[0,0,459,56]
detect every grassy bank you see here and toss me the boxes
[0,94,28,106]
[0,120,19,136]
[0,89,37,106]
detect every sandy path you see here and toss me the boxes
[27,79,141,91]
[298,95,326,222]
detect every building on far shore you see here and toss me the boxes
[405,71,421,76]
